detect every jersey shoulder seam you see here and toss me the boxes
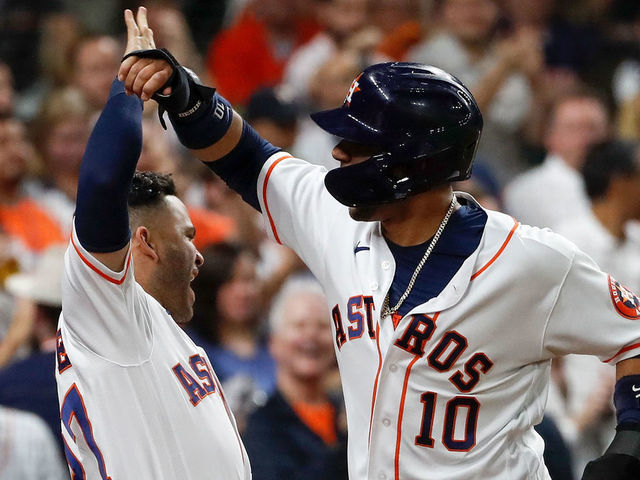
[539,247,578,358]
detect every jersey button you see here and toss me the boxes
[381,261,391,270]
[378,472,387,480]
[389,364,398,372]
[370,282,379,291]
[382,418,391,427]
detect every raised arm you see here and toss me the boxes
[118,11,281,211]
[118,28,243,164]
[75,8,153,271]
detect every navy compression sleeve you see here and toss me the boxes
[170,109,280,212]
[74,79,143,252]
[206,121,281,211]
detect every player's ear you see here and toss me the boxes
[132,226,159,262]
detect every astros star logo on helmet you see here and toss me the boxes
[344,73,363,106]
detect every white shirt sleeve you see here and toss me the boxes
[256,152,352,284]
[61,223,152,364]
[543,247,640,363]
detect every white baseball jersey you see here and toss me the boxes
[257,152,640,480]
[55,225,251,480]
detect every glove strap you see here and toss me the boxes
[121,48,215,129]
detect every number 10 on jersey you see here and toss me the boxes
[416,392,479,451]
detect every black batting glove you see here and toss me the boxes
[582,424,640,479]
[121,48,215,128]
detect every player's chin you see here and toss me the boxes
[348,205,379,222]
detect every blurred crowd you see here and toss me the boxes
[1,0,640,478]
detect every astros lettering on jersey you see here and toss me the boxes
[56,225,251,479]
[257,152,640,480]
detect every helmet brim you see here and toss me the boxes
[310,107,383,145]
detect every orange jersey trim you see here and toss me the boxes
[70,234,131,285]
[395,355,420,480]
[393,312,438,480]
[604,342,640,363]
[262,154,292,245]
[471,220,519,281]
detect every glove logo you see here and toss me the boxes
[344,73,363,107]
[608,275,640,319]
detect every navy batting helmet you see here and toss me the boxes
[311,62,483,207]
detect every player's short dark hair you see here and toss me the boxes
[128,171,177,208]
[582,140,639,200]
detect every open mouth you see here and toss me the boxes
[297,343,323,359]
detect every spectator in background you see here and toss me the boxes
[188,242,277,422]
[534,414,575,480]
[408,0,544,185]
[501,0,599,81]
[70,34,122,112]
[503,90,610,230]
[545,140,640,477]
[0,61,15,116]
[0,116,65,269]
[282,0,373,104]
[0,227,19,333]
[0,246,66,454]
[0,0,67,92]
[292,50,362,169]
[243,276,348,480]
[137,117,238,251]
[28,87,91,234]
[186,169,265,254]
[556,139,640,294]
[371,0,425,61]
[147,2,204,75]
[0,405,68,480]
[16,13,82,122]
[207,0,320,106]
[245,87,300,152]
[617,91,640,140]
[180,88,297,257]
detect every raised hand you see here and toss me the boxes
[118,7,172,101]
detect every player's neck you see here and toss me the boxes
[277,371,327,405]
[381,187,456,246]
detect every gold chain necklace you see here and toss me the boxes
[380,194,457,319]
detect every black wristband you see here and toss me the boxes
[122,48,215,128]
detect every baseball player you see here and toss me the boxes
[55,8,250,479]
[120,10,640,480]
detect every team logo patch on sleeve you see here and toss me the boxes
[609,275,640,319]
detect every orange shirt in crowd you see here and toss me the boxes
[292,401,338,446]
[187,206,237,251]
[376,21,423,61]
[0,199,65,253]
[207,9,320,106]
